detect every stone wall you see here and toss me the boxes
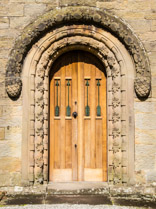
[0,0,156,186]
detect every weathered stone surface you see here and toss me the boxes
[5,126,21,141]
[151,20,156,31]
[135,144,156,170]
[10,17,31,29]
[24,4,46,17]
[0,171,21,186]
[0,115,22,127]
[10,0,35,2]
[116,11,146,20]
[36,0,57,3]
[0,4,24,16]
[0,29,19,38]
[0,37,14,49]
[3,106,22,117]
[96,2,119,10]
[0,128,5,140]
[135,129,156,145]
[151,66,156,76]
[0,49,9,58]
[143,41,156,52]
[135,170,146,184]
[148,52,156,65]
[126,1,151,11]
[97,0,151,12]
[138,32,156,42]
[126,20,151,32]
[0,81,5,98]
[135,113,156,130]
[0,58,7,71]
[146,170,156,182]
[0,157,21,171]
[0,139,21,158]
[0,106,3,117]
[145,13,156,20]
[152,77,156,97]
[0,17,9,29]
[134,102,156,113]
[152,86,156,98]
[60,0,96,6]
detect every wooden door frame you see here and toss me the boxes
[21,24,136,186]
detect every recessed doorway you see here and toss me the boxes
[49,51,107,182]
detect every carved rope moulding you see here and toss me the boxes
[6,6,151,98]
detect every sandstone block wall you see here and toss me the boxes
[0,0,156,186]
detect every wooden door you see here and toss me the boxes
[49,51,107,182]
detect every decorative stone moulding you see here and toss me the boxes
[6,6,151,98]
[21,23,135,185]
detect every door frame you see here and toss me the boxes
[21,24,135,186]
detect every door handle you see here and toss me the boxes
[72,111,78,118]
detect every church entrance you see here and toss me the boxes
[49,51,107,182]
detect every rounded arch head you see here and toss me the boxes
[6,6,151,99]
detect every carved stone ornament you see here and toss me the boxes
[6,6,151,98]
[134,76,151,98]
[19,21,136,186]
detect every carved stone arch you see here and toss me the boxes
[21,24,135,185]
[6,6,150,99]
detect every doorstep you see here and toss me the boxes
[47,182,109,194]
[0,184,156,207]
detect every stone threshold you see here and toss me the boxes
[0,184,156,207]
[48,182,108,193]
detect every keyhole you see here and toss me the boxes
[72,111,78,118]
[75,144,77,148]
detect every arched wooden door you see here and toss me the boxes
[49,51,107,182]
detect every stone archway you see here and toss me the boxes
[5,6,151,185]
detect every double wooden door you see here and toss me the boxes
[49,51,107,182]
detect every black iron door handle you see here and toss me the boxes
[72,111,78,118]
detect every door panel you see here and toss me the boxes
[49,51,107,182]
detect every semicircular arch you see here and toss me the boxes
[21,24,135,185]
[6,6,150,99]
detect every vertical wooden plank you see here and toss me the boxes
[78,51,84,181]
[95,61,103,170]
[96,65,102,78]
[84,119,91,168]
[84,52,92,169]
[54,119,60,169]
[95,119,103,168]
[65,54,72,169]
[49,76,55,181]
[84,52,91,78]
[90,63,96,168]
[54,62,61,76]
[65,119,72,168]
[65,54,72,77]
[72,51,78,181]
[101,71,107,181]
[60,62,66,169]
